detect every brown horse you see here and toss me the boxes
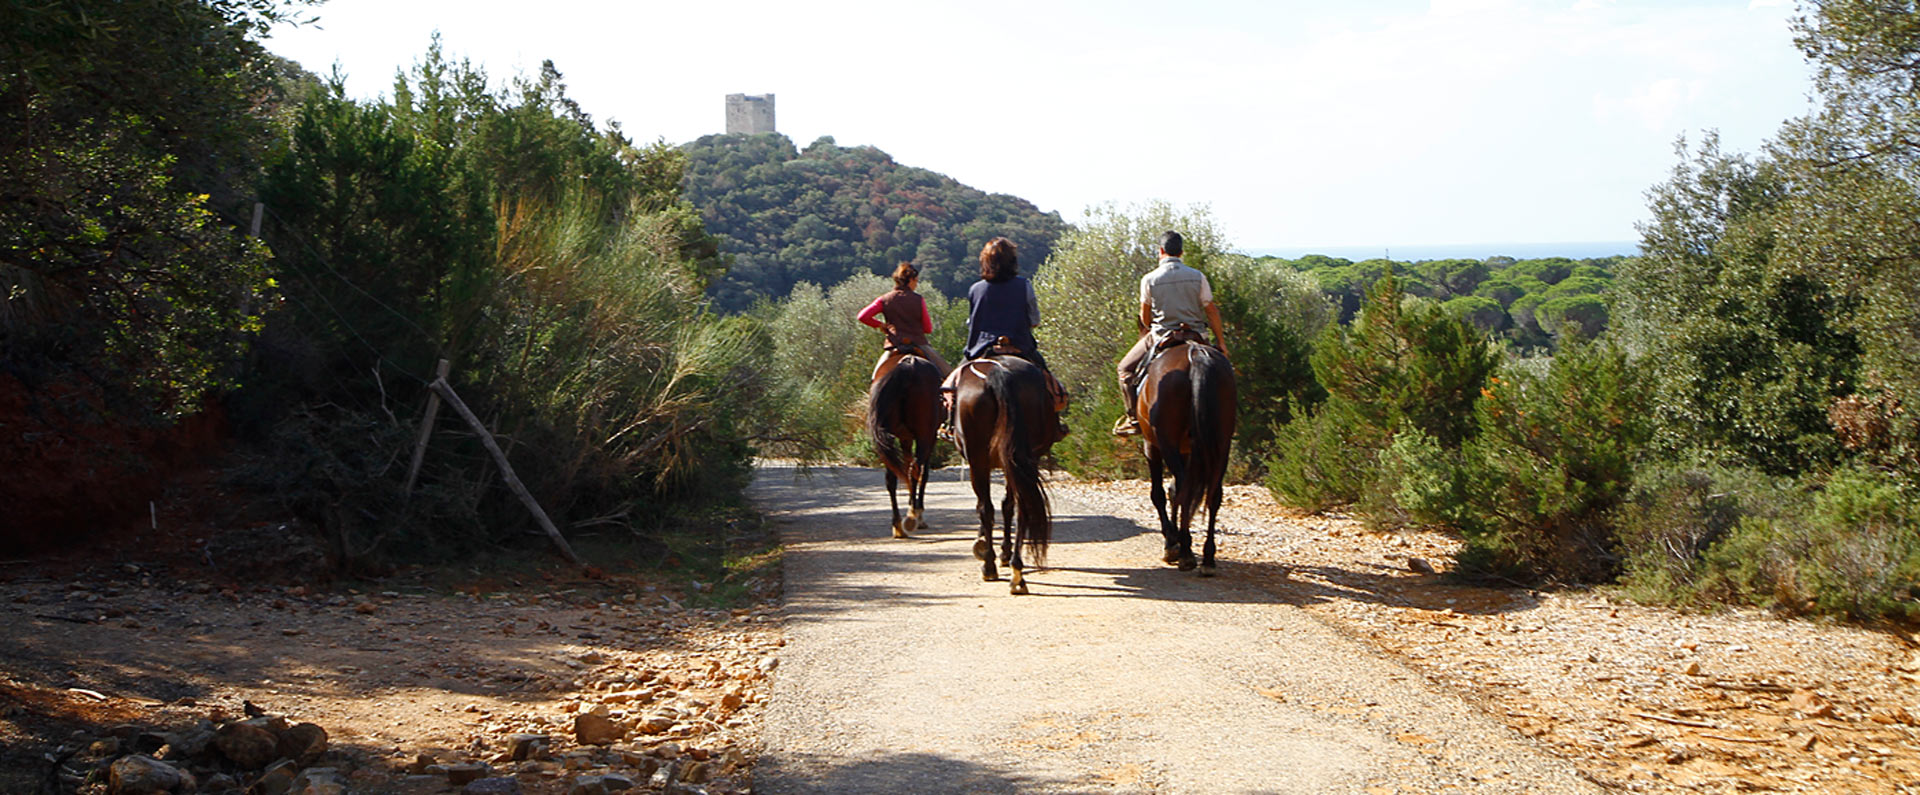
[951,354,1060,594]
[1135,341,1237,575]
[867,351,942,538]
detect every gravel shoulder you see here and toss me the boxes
[752,463,1598,794]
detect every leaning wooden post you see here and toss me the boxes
[403,359,452,495]
[427,376,586,568]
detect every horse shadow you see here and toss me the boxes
[754,464,1543,618]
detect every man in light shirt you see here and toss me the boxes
[1113,230,1228,436]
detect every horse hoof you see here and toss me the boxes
[982,562,998,581]
[972,538,993,562]
[1162,549,1183,565]
[1177,554,1198,572]
[900,517,917,537]
[1009,574,1028,595]
[1197,563,1217,578]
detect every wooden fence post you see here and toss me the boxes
[428,377,586,569]
[403,359,452,495]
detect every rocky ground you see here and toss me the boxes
[0,561,782,794]
[1049,476,1920,794]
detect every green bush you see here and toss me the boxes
[1618,135,1860,476]
[1378,427,1470,530]
[1050,384,1144,480]
[1442,339,1650,582]
[1686,466,1920,620]
[1264,403,1374,512]
[245,50,761,565]
[1207,255,1331,470]
[1264,274,1496,511]
[1614,463,1788,605]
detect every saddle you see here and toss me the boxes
[1129,324,1219,397]
[1154,325,1210,354]
[980,336,1070,413]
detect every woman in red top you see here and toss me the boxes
[857,262,950,380]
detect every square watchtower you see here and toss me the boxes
[725,93,776,135]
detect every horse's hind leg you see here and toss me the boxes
[1007,495,1028,596]
[909,439,931,532]
[1198,478,1223,577]
[887,469,908,539]
[1172,478,1200,572]
[1148,452,1181,565]
[1008,526,1028,596]
[971,464,997,581]
[999,485,1016,567]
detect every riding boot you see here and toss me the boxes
[1113,378,1141,436]
[938,387,957,443]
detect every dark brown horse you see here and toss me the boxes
[951,354,1060,594]
[1134,341,1237,575]
[867,351,942,538]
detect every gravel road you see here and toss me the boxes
[749,463,1601,794]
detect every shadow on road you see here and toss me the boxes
[757,464,1541,620]
[760,750,1074,795]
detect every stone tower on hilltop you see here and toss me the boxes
[725,93,776,135]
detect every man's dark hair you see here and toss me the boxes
[979,237,1019,282]
[1159,231,1184,257]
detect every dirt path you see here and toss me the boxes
[749,464,1598,794]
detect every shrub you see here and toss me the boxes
[1618,135,1861,476]
[1264,403,1373,512]
[1444,339,1651,582]
[1687,466,1920,620]
[1264,274,1496,511]
[1207,255,1331,470]
[1614,463,1788,605]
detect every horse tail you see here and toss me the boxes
[1187,345,1233,505]
[868,363,912,483]
[987,364,1051,565]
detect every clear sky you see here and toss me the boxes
[264,0,1813,251]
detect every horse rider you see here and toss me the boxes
[1113,230,1228,436]
[857,262,950,381]
[940,236,1069,438]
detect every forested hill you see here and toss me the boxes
[681,133,1068,312]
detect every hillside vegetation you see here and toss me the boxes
[680,133,1067,312]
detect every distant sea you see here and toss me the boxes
[1243,240,1638,262]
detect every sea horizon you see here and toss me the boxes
[1242,240,1639,263]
